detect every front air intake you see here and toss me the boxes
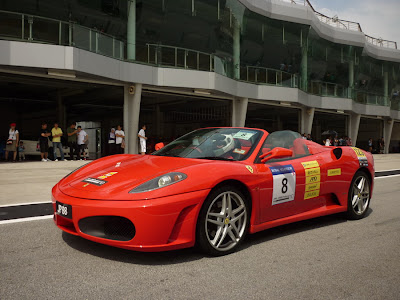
[78,216,135,241]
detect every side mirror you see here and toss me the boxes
[260,147,293,163]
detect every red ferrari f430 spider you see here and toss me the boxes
[53,128,374,255]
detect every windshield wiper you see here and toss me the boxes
[198,156,235,161]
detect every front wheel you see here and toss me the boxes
[196,186,250,256]
[346,171,371,220]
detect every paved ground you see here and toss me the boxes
[0,155,399,299]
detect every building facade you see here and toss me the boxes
[0,0,399,155]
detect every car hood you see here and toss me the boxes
[59,154,210,200]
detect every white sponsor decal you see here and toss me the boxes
[270,164,296,205]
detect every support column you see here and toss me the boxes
[232,98,248,127]
[56,92,66,131]
[348,47,354,99]
[300,106,314,134]
[384,118,394,154]
[123,83,142,154]
[233,19,240,80]
[127,0,136,60]
[348,112,361,146]
[300,44,308,92]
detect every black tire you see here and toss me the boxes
[346,170,371,220]
[196,185,250,256]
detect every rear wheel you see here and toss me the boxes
[196,185,250,256]
[346,171,371,220]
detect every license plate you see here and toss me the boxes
[56,201,72,219]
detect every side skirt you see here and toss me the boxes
[249,205,347,234]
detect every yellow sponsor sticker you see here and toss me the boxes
[304,190,320,200]
[351,147,366,158]
[301,160,319,169]
[83,183,90,188]
[305,174,320,184]
[98,172,118,179]
[305,182,320,192]
[328,168,341,176]
[246,165,254,174]
[305,167,320,177]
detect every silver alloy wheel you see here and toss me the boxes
[351,175,370,215]
[205,191,247,251]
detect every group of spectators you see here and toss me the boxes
[323,136,353,147]
[39,121,89,162]
[4,121,89,162]
[106,124,148,155]
[368,137,385,154]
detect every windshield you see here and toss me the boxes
[152,128,262,161]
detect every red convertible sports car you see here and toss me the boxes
[52,128,374,255]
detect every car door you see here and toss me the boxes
[254,156,308,223]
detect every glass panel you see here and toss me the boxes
[72,24,90,51]
[160,46,176,67]
[0,11,22,39]
[31,17,59,44]
[97,33,113,57]
[186,50,197,69]
[198,52,211,71]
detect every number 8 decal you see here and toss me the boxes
[281,178,288,194]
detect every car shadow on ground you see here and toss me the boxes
[62,208,372,265]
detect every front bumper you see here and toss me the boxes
[52,185,210,251]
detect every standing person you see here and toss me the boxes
[138,125,147,155]
[18,141,25,161]
[108,128,116,155]
[5,123,19,162]
[115,125,125,154]
[51,122,64,161]
[39,122,51,161]
[368,138,373,153]
[67,122,79,160]
[325,136,331,146]
[347,137,353,146]
[379,137,385,154]
[77,126,88,160]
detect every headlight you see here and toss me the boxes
[129,172,187,193]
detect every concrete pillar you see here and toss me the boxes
[383,118,394,154]
[233,19,240,80]
[232,98,248,127]
[123,83,142,154]
[348,47,354,99]
[301,43,308,92]
[127,0,136,60]
[56,92,66,131]
[348,112,361,146]
[300,107,314,134]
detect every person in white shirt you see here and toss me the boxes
[115,125,125,154]
[5,122,19,162]
[138,125,147,155]
[325,137,331,146]
[77,126,88,160]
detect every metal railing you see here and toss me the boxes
[353,89,390,106]
[145,43,215,72]
[279,0,397,49]
[241,65,298,88]
[0,10,124,60]
[365,35,398,50]
[309,80,348,98]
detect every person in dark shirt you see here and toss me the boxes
[39,122,51,162]
[67,122,79,160]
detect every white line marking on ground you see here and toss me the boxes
[375,168,400,173]
[375,174,400,180]
[0,215,53,225]
[0,201,52,208]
